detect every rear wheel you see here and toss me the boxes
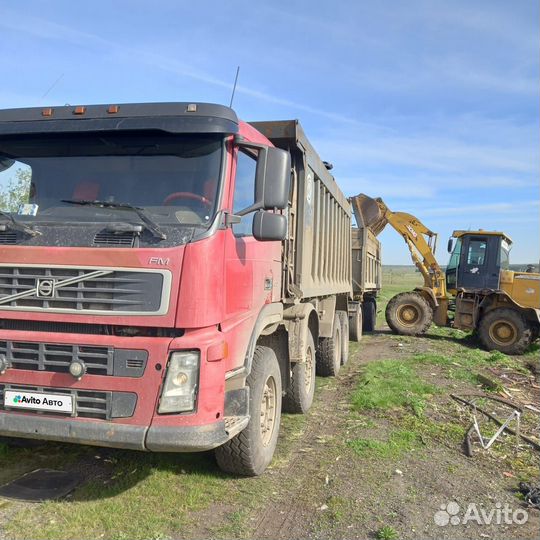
[385,291,433,335]
[283,331,316,414]
[337,310,349,365]
[478,308,532,355]
[215,346,282,476]
[317,312,342,377]
[529,323,539,343]
[362,299,377,332]
[349,304,363,342]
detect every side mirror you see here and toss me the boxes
[255,147,290,210]
[447,238,454,253]
[253,211,287,241]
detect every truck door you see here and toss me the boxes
[223,147,281,367]
[457,235,501,290]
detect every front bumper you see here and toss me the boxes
[0,412,228,452]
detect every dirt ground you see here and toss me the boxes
[0,328,539,540]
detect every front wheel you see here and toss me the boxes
[385,291,433,335]
[215,346,282,476]
[478,308,532,355]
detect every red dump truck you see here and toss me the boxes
[0,103,379,475]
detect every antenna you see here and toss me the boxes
[229,66,240,108]
[40,73,64,101]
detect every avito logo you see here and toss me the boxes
[13,395,22,404]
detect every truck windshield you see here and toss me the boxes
[0,131,223,228]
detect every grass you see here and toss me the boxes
[376,524,399,540]
[351,359,439,415]
[214,509,251,538]
[6,452,229,540]
[1,390,314,540]
[348,429,421,459]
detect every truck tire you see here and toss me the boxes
[215,346,282,476]
[316,313,341,377]
[529,323,539,343]
[283,331,316,414]
[385,291,432,335]
[349,304,363,342]
[478,308,532,355]
[337,310,349,365]
[362,299,377,332]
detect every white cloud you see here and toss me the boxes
[421,200,539,217]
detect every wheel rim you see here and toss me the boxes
[304,345,314,393]
[396,304,420,327]
[260,375,277,447]
[489,319,518,346]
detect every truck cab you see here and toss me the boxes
[0,102,293,473]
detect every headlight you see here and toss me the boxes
[158,351,200,413]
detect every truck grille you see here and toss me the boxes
[0,265,169,314]
[0,340,147,377]
[0,384,137,420]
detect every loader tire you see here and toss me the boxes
[478,308,532,355]
[385,291,433,335]
[362,299,377,332]
[316,313,341,377]
[349,304,363,342]
[283,331,316,414]
[337,310,350,365]
[215,346,282,476]
[529,323,539,343]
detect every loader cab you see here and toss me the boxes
[446,231,510,292]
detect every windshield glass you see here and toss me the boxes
[0,131,223,227]
[500,239,511,270]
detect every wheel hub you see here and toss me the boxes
[397,304,420,326]
[260,376,277,447]
[489,320,517,345]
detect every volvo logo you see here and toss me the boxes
[36,278,56,298]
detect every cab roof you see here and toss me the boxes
[452,230,513,244]
[0,102,239,136]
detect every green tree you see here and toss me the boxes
[0,167,31,212]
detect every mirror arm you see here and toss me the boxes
[236,201,263,217]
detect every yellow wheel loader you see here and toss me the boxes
[351,194,540,355]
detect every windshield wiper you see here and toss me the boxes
[61,199,167,240]
[0,210,41,237]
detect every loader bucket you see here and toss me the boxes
[350,193,388,236]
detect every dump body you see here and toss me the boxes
[250,121,352,301]
[351,227,381,298]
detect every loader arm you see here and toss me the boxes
[351,195,447,301]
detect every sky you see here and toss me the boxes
[0,0,538,264]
